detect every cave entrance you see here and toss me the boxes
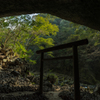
[36,39,88,100]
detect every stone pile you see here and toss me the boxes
[0,70,51,100]
[0,45,28,69]
[0,70,39,93]
[58,90,100,100]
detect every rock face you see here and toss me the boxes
[0,70,39,93]
[0,0,100,30]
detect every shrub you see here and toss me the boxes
[46,73,58,84]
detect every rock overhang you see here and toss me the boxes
[0,0,100,30]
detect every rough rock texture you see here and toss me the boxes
[0,70,39,93]
[0,45,30,71]
[0,0,100,30]
[0,92,48,100]
[58,91,100,100]
[0,69,100,100]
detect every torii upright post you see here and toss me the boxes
[73,46,80,100]
[39,52,44,94]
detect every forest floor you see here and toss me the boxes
[0,68,73,100]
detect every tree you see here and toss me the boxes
[0,14,59,64]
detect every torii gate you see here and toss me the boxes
[36,39,88,100]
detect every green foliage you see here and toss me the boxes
[31,82,35,85]
[29,59,36,64]
[0,14,59,64]
[48,69,53,73]
[30,72,34,76]
[60,82,65,86]
[32,15,59,36]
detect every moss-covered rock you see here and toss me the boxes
[46,73,58,84]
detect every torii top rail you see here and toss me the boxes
[36,39,88,100]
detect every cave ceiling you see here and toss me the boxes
[0,0,100,30]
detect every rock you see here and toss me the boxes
[53,85,60,91]
[43,81,55,92]
[94,84,100,95]
[27,76,34,81]
[0,66,2,70]
[43,86,49,92]
[10,71,20,76]
[68,81,74,85]
[33,77,40,84]
[58,90,74,100]
[63,80,68,83]
[25,78,30,82]
[43,81,52,89]
[2,80,7,84]
[81,92,98,100]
